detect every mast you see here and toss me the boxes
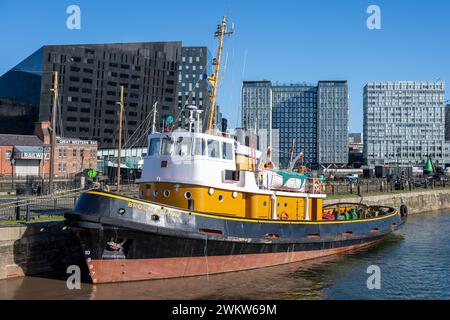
[151,102,158,134]
[207,16,234,131]
[116,86,124,192]
[49,71,58,194]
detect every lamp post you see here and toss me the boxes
[11,158,15,192]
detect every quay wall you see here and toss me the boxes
[324,189,450,214]
[0,221,83,281]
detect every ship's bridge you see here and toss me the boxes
[138,131,245,189]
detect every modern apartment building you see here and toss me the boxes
[0,42,214,149]
[317,81,349,165]
[177,47,212,129]
[241,81,272,153]
[445,104,450,141]
[241,80,348,168]
[363,81,446,167]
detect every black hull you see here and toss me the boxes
[65,191,406,283]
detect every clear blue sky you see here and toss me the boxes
[1,0,449,132]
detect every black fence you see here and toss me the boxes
[0,181,139,221]
[0,174,81,194]
[325,177,450,196]
[0,193,80,221]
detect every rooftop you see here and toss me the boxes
[0,134,43,147]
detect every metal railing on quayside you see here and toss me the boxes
[0,188,95,222]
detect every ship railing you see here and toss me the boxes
[215,130,234,139]
[264,177,326,194]
[305,178,326,194]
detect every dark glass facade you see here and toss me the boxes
[272,85,318,168]
[0,42,189,148]
[242,80,349,169]
[39,42,181,148]
[177,46,212,129]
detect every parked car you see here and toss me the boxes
[345,174,359,183]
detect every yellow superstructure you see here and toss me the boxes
[139,182,323,221]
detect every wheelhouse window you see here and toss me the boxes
[161,137,174,155]
[222,142,233,160]
[207,139,220,158]
[148,138,161,156]
[193,138,206,156]
[174,136,192,156]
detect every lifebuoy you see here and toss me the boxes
[280,211,289,220]
[313,180,321,193]
[400,205,408,219]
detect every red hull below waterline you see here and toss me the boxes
[87,240,381,284]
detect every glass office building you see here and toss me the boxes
[272,84,318,168]
[363,81,446,167]
[241,80,348,169]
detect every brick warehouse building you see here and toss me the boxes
[0,134,49,177]
[35,121,97,177]
[0,122,97,177]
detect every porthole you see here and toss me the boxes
[163,190,170,198]
[284,203,288,208]
[184,191,192,199]
[263,201,267,207]
[277,203,280,208]
[218,195,224,202]
[232,191,238,198]
[208,188,215,195]
[117,208,126,215]
[153,190,158,197]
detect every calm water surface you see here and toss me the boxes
[1,211,449,300]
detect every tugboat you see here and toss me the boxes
[65,16,407,283]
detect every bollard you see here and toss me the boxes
[15,200,20,220]
[357,184,361,196]
[26,200,30,222]
[73,196,77,208]
[53,198,57,216]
